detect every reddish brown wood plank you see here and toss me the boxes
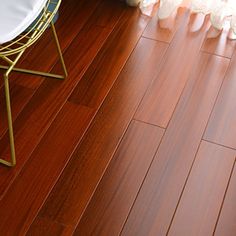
[204,52,236,149]
[168,141,235,236]
[201,23,236,58]
[37,38,168,227]
[142,7,185,43]
[0,102,94,235]
[12,0,103,90]
[121,53,229,236]
[134,13,210,128]
[69,7,150,108]
[215,163,236,236]
[73,121,164,236]
[0,25,110,198]
[0,83,34,138]
[27,217,74,236]
[92,0,124,29]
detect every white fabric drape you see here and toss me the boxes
[0,0,48,44]
[127,0,236,38]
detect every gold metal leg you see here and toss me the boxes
[0,74,16,167]
[0,23,67,167]
[51,22,68,78]
[0,24,67,80]
[0,65,65,79]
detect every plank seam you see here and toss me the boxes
[202,139,236,152]
[119,125,167,236]
[212,158,236,235]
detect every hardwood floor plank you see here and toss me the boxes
[134,12,210,128]
[12,0,103,90]
[142,7,185,43]
[0,102,94,235]
[91,0,125,29]
[201,23,236,58]
[27,217,74,236]
[0,83,34,138]
[215,162,236,236]
[68,7,150,108]
[204,52,236,149]
[73,121,164,236]
[168,141,235,236]
[121,53,229,236]
[1,2,234,234]
[37,38,168,227]
[0,25,110,198]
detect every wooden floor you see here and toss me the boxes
[0,0,236,235]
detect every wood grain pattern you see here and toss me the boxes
[73,121,164,236]
[0,83,34,138]
[168,141,235,236]
[27,217,74,236]
[121,53,229,236]
[204,52,236,149]
[201,24,236,58]
[0,24,110,198]
[37,38,168,227]
[135,12,210,128]
[215,163,236,236]
[0,102,94,236]
[12,0,103,90]
[91,0,124,29]
[0,2,235,234]
[69,7,150,109]
[142,7,185,43]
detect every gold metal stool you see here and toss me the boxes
[0,0,67,167]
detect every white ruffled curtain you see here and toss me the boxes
[127,0,236,39]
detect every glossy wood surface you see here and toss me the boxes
[37,37,167,227]
[69,7,150,108]
[0,19,111,198]
[74,121,164,235]
[27,217,74,236]
[168,141,235,236]
[0,102,94,235]
[135,13,210,128]
[0,83,34,138]
[142,7,185,43]
[13,0,104,90]
[201,24,236,58]
[214,164,236,236]
[204,52,236,149]
[0,1,236,235]
[121,53,229,236]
